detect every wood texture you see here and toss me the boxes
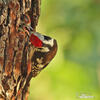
[0,0,41,99]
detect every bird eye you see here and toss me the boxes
[44,36,51,40]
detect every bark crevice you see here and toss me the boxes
[0,0,41,99]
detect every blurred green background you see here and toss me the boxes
[29,0,100,100]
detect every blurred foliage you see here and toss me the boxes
[29,0,100,100]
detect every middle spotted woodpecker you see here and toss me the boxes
[18,14,57,77]
[28,32,57,77]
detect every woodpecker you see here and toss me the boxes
[28,32,58,77]
[18,14,57,77]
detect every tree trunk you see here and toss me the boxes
[0,0,41,99]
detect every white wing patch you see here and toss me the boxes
[37,47,50,52]
[36,58,43,64]
[43,39,54,47]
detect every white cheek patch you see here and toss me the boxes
[43,39,54,47]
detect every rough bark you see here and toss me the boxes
[0,0,41,99]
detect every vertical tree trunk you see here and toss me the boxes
[0,0,41,99]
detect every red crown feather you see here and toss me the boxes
[29,34,42,47]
